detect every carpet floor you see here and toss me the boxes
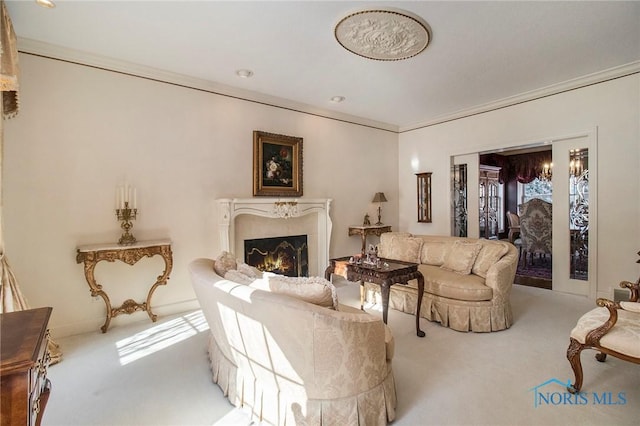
[517,261,552,280]
[44,279,640,425]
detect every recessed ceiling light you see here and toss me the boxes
[36,0,56,8]
[236,69,254,78]
[330,96,345,103]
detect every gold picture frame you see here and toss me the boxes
[253,131,303,197]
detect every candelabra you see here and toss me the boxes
[116,201,137,245]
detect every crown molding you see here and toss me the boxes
[16,38,639,136]
[16,37,399,133]
[400,60,640,133]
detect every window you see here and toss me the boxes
[518,178,552,204]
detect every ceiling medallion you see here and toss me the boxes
[334,9,430,61]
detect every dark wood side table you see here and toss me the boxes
[1,307,53,426]
[348,225,392,254]
[76,239,173,333]
[326,257,425,337]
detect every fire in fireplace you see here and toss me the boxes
[244,235,309,277]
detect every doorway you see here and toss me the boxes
[478,148,553,289]
[452,131,597,298]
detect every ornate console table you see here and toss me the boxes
[348,225,391,254]
[76,239,173,333]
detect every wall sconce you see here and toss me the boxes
[372,192,388,225]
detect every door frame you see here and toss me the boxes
[551,130,598,299]
[450,128,598,300]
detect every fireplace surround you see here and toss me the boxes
[216,198,332,276]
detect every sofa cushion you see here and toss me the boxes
[224,269,255,285]
[440,240,482,275]
[214,251,237,276]
[378,232,412,258]
[251,275,339,310]
[419,265,493,301]
[472,241,509,278]
[380,236,423,263]
[420,241,448,266]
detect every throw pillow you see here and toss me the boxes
[213,251,237,277]
[252,275,339,310]
[440,240,482,275]
[383,237,423,263]
[420,241,448,266]
[472,242,509,278]
[224,269,255,285]
[237,262,263,279]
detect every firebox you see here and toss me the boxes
[244,235,309,277]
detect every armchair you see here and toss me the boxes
[566,275,640,393]
[518,198,552,266]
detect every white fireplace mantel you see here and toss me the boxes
[217,198,333,274]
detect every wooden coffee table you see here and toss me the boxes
[326,257,425,337]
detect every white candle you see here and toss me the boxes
[120,186,125,209]
[133,188,137,209]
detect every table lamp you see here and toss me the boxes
[372,192,388,225]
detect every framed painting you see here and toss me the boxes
[253,131,303,197]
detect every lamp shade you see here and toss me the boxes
[372,192,388,203]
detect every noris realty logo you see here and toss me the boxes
[529,378,627,408]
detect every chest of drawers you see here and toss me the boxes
[1,307,53,426]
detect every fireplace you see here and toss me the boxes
[244,235,308,277]
[216,198,332,276]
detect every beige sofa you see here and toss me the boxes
[189,257,397,425]
[364,233,518,332]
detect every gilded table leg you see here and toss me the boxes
[144,246,173,323]
[98,291,113,334]
[415,274,425,337]
[360,280,365,310]
[77,253,113,334]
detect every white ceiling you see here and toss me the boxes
[6,1,640,132]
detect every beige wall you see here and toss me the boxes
[3,54,398,337]
[6,53,638,337]
[398,74,640,299]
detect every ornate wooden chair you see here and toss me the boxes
[566,257,640,393]
[506,211,520,243]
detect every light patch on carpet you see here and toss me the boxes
[116,310,209,365]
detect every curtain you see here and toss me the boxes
[0,0,62,364]
[481,151,552,184]
[1,0,18,118]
